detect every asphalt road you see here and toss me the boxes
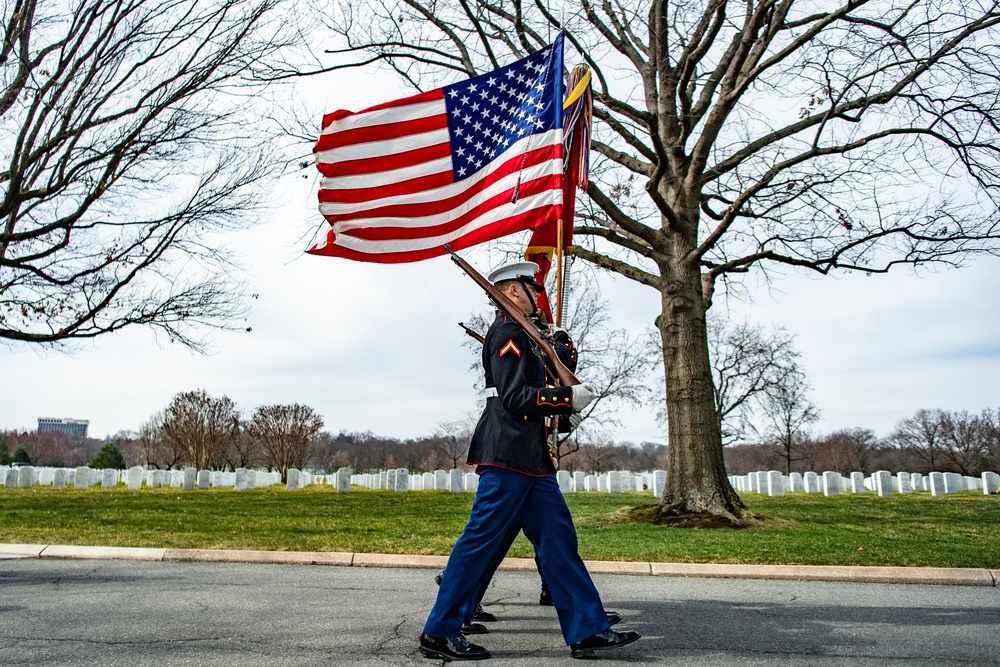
[1,557,998,666]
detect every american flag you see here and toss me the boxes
[309,34,565,263]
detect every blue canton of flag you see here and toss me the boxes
[444,34,565,181]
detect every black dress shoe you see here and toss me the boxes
[419,634,490,661]
[539,587,553,606]
[570,629,641,659]
[473,604,498,622]
[461,622,489,635]
[605,610,621,626]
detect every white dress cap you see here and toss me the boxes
[487,261,541,285]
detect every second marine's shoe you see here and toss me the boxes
[473,603,497,622]
[460,622,489,635]
[569,629,641,659]
[419,634,490,661]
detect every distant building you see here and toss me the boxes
[37,418,89,440]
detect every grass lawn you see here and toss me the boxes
[1,486,997,568]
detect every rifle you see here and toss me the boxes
[445,245,580,387]
[458,322,485,344]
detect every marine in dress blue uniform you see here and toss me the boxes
[419,262,640,661]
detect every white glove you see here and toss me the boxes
[541,325,567,340]
[571,384,594,412]
[569,413,583,429]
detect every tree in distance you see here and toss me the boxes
[248,404,324,483]
[11,445,31,465]
[161,390,240,471]
[89,444,126,470]
[1,0,295,350]
[430,419,475,470]
[312,0,1000,523]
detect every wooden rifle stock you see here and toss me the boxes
[445,245,580,387]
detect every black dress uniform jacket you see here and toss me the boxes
[467,314,575,476]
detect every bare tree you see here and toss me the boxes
[220,427,263,472]
[248,404,324,482]
[577,438,617,475]
[161,390,240,470]
[813,428,882,475]
[752,370,820,475]
[313,0,1000,522]
[708,316,799,444]
[135,410,181,469]
[430,419,474,469]
[981,408,1000,473]
[891,408,950,473]
[1,0,294,350]
[939,410,986,475]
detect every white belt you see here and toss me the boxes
[485,387,498,398]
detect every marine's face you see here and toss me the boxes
[505,281,537,315]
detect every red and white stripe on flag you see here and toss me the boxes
[309,37,565,263]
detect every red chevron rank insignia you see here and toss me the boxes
[499,339,521,357]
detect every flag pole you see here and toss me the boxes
[555,217,564,328]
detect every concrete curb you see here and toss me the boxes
[2,543,996,586]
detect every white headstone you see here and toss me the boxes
[52,468,67,488]
[234,468,249,491]
[286,468,300,490]
[194,469,208,490]
[573,471,586,492]
[72,466,89,490]
[422,472,434,490]
[17,466,34,488]
[434,470,448,490]
[927,471,945,495]
[782,472,798,492]
[982,471,1000,495]
[89,468,102,486]
[653,470,667,498]
[756,471,769,493]
[943,472,962,494]
[212,471,224,487]
[556,470,572,494]
[585,475,599,491]
[822,471,841,497]
[181,467,196,491]
[38,468,54,486]
[101,468,117,488]
[335,467,350,493]
[449,469,463,493]
[395,468,409,492]
[127,466,144,490]
[849,472,865,493]
[874,470,893,497]
[604,471,619,493]
[386,469,396,490]
[803,471,820,494]
[766,471,784,497]
[896,472,912,494]
[464,472,479,492]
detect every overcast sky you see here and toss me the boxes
[3,63,999,444]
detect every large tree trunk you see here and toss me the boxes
[656,247,748,523]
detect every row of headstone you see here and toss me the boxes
[0,465,284,491]
[346,468,667,496]
[731,469,1000,497]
